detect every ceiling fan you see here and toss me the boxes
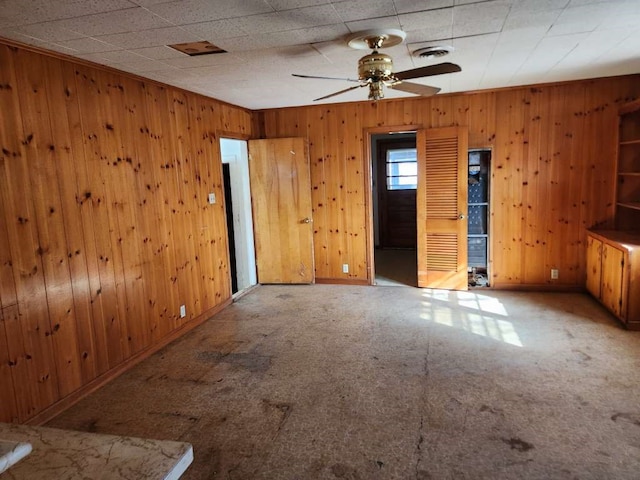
[292,29,462,102]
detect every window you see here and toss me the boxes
[386,148,417,190]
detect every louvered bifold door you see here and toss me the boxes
[416,126,468,290]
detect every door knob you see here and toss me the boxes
[301,217,312,224]
[459,213,466,220]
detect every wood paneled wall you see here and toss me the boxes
[257,76,640,287]
[0,41,252,423]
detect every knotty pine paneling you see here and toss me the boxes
[0,41,251,423]
[258,76,640,286]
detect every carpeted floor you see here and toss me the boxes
[47,285,640,479]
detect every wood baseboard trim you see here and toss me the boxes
[315,278,370,286]
[26,298,232,426]
[490,283,585,292]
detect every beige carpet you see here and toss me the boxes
[47,285,640,479]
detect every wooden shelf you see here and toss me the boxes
[615,101,640,230]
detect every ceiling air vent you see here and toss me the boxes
[413,45,454,58]
[168,41,227,56]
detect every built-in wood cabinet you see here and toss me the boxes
[616,100,640,230]
[586,230,640,330]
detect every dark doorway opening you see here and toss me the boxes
[222,163,238,294]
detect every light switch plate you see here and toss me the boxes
[208,193,216,204]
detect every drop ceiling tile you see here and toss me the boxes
[98,49,149,63]
[399,8,453,32]
[72,52,110,63]
[131,45,186,59]
[393,0,454,15]
[1,33,50,49]
[213,35,267,52]
[8,21,87,42]
[495,26,547,49]
[112,59,171,73]
[452,0,511,37]
[130,0,175,6]
[57,7,172,36]
[43,41,88,55]
[517,32,589,72]
[510,0,570,12]
[452,22,501,38]
[331,0,397,22]
[453,0,487,4]
[96,27,199,49]
[54,37,119,53]
[503,9,563,30]
[147,0,275,25]
[345,16,402,32]
[567,0,614,6]
[163,52,245,68]
[404,25,454,43]
[0,0,137,26]
[266,0,332,9]
[182,18,249,40]
[236,5,342,34]
[548,3,611,35]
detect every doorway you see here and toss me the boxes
[371,132,418,287]
[219,138,257,296]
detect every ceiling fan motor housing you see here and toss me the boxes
[358,52,394,81]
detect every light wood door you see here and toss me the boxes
[416,126,469,290]
[585,235,602,299]
[601,243,625,318]
[248,138,314,284]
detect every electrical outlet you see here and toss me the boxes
[208,193,216,205]
[551,269,559,280]
[179,305,186,318]
[342,263,349,274]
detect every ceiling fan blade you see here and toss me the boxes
[314,84,366,101]
[292,73,360,83]
[389,81,441,97]
[394,62,462,81]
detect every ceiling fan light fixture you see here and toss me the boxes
[368,81,384,101]
[358,52,394,81]
[413,45,455,59]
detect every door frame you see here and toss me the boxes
[364,125,422,285]
[217,132,257,298]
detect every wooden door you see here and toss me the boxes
[248,138,314,284]
[585,235,602,299]
[601,243,625,318]
[416,126,468,289]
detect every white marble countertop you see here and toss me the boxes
[0,440,32,474]
[0,423,193,479]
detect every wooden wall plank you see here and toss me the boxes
[260,76,640,285]
[17,53,83,398]
[0,40,252,422]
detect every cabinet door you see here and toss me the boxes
[586,236,602,299]
[601,243,625,318]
